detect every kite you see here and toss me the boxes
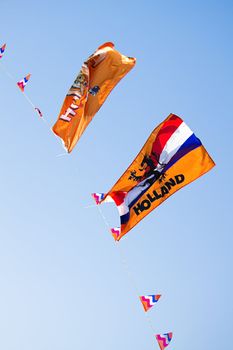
[52,42,136,153]
[140,294,161,312]
[92,113,215,241]
[0,43,6,59]
[17,74,31,92]
[156,333,173,350]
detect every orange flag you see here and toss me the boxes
[52,42,136,152]
[93,114,215,241]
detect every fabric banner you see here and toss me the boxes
[96,114,215,240]
[52,42,136,153]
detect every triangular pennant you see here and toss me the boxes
[155,333,173,350]
[110,227,121,240]
[139,294,161,312]
[92,193,105,204]
[0,43,6,59]
[92,193,114,204]
[17,74,31,92]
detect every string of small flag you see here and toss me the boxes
[0,43,43,118]
[93,200,173,350]
[0,43,68,156]
[1,41,171,346]
[0,40,214,350]
[91,111,214,346]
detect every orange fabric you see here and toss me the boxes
[101,114,215,240]
[52,42,136,152]
[119,145,215,238]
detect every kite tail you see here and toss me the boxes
[0,62,38,117]
[0,61,66,154]
[94,203,157,336]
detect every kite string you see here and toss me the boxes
[96,206,139,293]
[0,61,15,80]
[115,241,157,337]
[0,62,36,110]
[0,61,46,122]
[96,204,156,336]
[0,61,66,154]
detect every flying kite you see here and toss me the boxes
[17,74,31,92]
[0,43,6,59]
[156,333,173,350]
[52,42,136,153]
[92,113,215,241]
[139,294,161,312]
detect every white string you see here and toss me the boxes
[22,91,36,108]
[96,204,111,230]
[0,63,14,80]
[55,152,68,158]
[84,204,98,209]
[1,57,160,338]
[95,203,156,336]
[0,61,65,153]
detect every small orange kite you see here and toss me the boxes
[52,42,136,153]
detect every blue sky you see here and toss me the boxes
[0,1,232,349]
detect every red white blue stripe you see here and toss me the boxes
[0,43,6,59]
[155,333,173,350]
[17,74,31,92]
[92,192,105,204]
[140,294,161,312]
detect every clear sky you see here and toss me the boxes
[0,1,232,349]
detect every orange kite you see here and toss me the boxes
[93,114,215,241]
[52,42,136,152]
